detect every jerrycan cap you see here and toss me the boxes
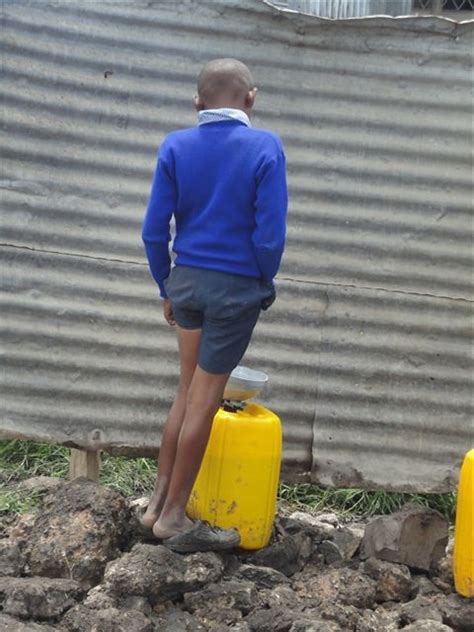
[223,365,268,403]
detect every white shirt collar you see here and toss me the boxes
[197,108,251,128]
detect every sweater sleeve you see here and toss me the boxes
[252,144,288,284]
[141,140,177,299]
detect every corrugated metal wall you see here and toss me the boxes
[287,0,413,18]
[1,0,472,490]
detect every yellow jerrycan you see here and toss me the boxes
[453,448,474,597]
[187,402,282,550]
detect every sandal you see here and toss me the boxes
[162,520,240,553]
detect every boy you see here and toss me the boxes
[141,58,287,552]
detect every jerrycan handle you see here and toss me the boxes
[221,399,246,413]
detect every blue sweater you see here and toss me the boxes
[142,119,288,298]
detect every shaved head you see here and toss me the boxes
[196,58,255,109]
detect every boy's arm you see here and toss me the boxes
[141,141,177,299]
[252,144,288,285]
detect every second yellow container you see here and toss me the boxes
[187,402,282,550]
[453,448,474,598]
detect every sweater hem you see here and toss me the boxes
[174,256,262,281]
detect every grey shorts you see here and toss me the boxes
[164,265,275,374]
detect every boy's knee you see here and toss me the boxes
[185,391,219,416]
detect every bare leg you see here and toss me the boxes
[141,326,201,528]
[152,366,230,539]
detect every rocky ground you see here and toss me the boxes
[0,476,472,631]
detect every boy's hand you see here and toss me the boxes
[261,282,276,311]
[163,298,176,326]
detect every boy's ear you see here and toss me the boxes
[245,86,258,109]
[193,94,205,111]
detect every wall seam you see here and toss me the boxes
[2,242,472,304]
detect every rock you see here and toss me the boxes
[275,516,300,534]
[438,593,474,631]
[155,606,207,631]
[403,622,453,631]
[219,552,240,577]
[338,570,377,609]
[16,476,63,494]
[82,584,118,609]
[360,503,449,571]
[413,575,443,597]
[319,527,364,565]
[183,551,226,590]
[363,557,413,602]
[246,532,312,576]
[230,623,252,632]
[432,577,455,595]
[125,496,158,544]
[198,606,243,628]
[128,496,149,512]
[262,584,302,610]
[235,563,290,588]
[0,576,83,620]
[11,478,130,589]
[61,605,153,631]
[7,511,36,540]
[319,540,343,564]
[0,539,25,576]
[127,496,151,528]
[104,543,223,604]
[401,594,444,624]
[293,566,334,601]
[104,543,185,603]
[293,567,377,610]
[290,620,341,631]
[446,535,454,555]
[0,516,17,539]
[332,526,364,560]
[316,602,363,630]
[432,553,455,591]
[121,595,153,615]
[289,511,323,526]
[356,607,400,632]
[0,614,58,631]
[289,511,337,540]
[315,513,340,526]
[243,605,295,631]
[184,580,258,617]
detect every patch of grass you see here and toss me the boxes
[100,455,156,497]
[0,440,157,500]
[278,482,456,523]
[0,440,456,523]
[0,440,70,484]
[0,488,43,516]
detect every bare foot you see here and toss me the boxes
[140,475,171,528]
[140,497,165,529]
[152,514,194,540]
